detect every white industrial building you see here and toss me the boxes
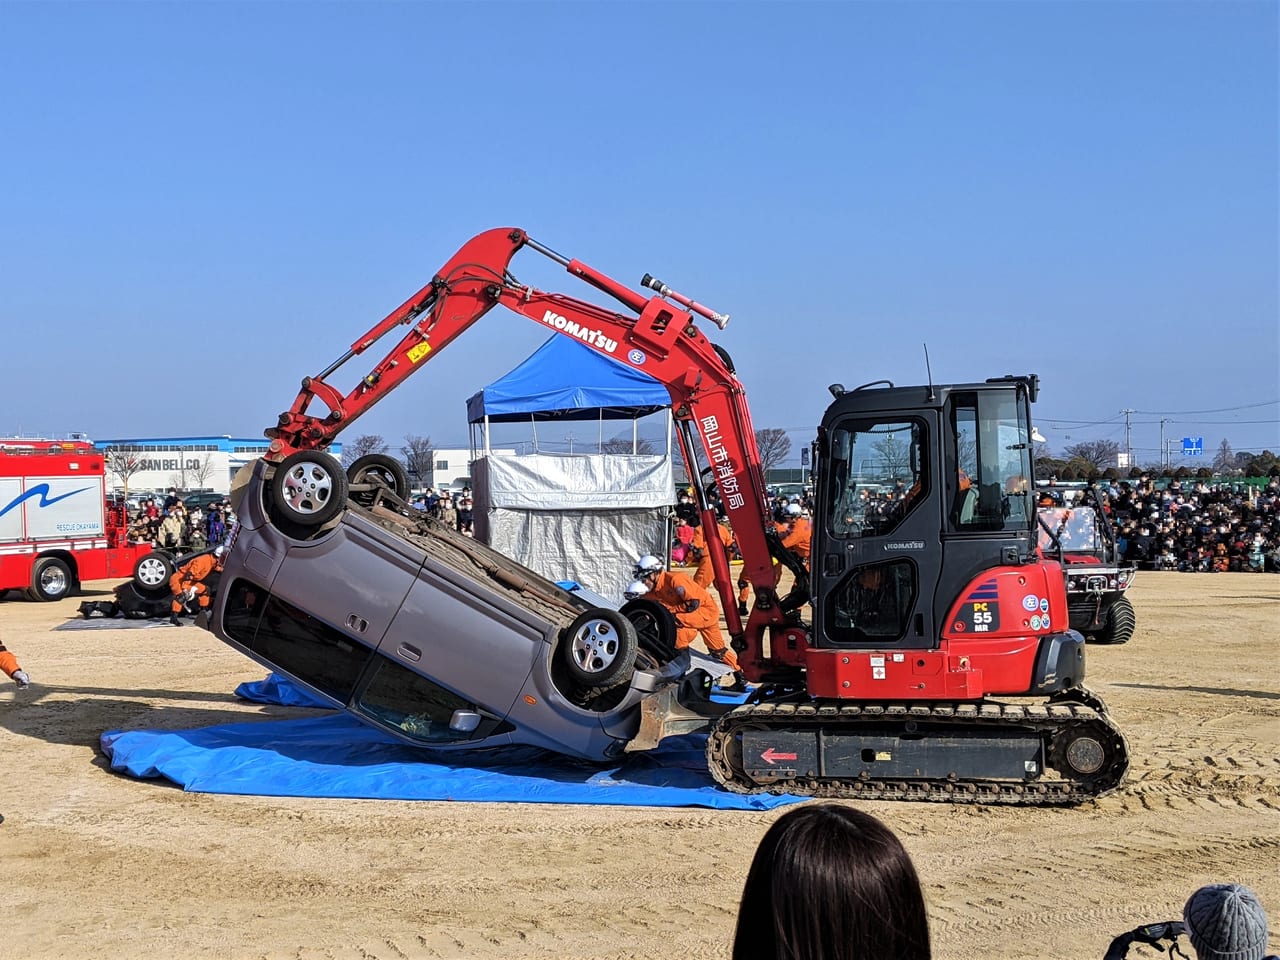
[94,436,343,496]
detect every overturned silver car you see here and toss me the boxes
[202,454,712,760]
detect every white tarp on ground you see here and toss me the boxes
[473,453,672,601]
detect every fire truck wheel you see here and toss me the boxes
[30,557,73,602]
[620,598,679,664]
[1094,596,1136,645]
[560,608,638,690]
[268,451,349,529]
[347,454,410,508]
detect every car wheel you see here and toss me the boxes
[1094,596,1136,645]
[133,552,175,596]
[620,598,679,664]
[347,454,410,508]
[561,608,638,690]
[268,451,349,529]
[30,557,73,602]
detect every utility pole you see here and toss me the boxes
[1121,409,1135,469]
[1159,418,1171,474]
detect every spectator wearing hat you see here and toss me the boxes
[1183,883,1275,960]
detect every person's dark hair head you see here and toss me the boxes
[732,803,930,960]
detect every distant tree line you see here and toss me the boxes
[1036,437,1280,481]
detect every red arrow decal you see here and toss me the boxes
[760,747,798,765]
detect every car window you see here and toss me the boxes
[223,579,373,704]
[353,657,489,744]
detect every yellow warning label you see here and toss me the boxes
[407,342,432,364]
[875,751,892,761]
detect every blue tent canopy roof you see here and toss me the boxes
[467,336,670,424]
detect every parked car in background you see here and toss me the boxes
[184,491,227,511]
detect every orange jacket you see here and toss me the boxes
[648,569,718,627]
[690,522,734,557]
[778,516,812,560]
[176,553,220,586]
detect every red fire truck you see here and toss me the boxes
[0,440,152,601]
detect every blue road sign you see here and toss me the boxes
[1182,437,1204,456]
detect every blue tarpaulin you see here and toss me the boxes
[465,336,670,423]
[99,675,803,810]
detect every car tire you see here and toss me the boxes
[561,608,638,690]
[30,557,73,602]
[346,454,411,508]
[268,451,349,529]
[1094,596,1136,645]
[620,598,679,664]
[133,552,175,596]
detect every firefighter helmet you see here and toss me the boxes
[634,555,664,577]
[623,579,650,600]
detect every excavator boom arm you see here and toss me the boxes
[263,227,795,654]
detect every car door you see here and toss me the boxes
[374,555,544,726]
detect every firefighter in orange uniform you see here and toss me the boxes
[630,555,749,692]
[0,631,30,688]
[169,546,225,626]
[775,502,812,578]
[689,517,736,588]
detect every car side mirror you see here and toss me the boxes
[449,709,482,733]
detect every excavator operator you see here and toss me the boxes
[169,546,225,626]
[629,555,749,692]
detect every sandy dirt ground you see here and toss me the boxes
[2,571,1277,960]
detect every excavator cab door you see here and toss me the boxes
[812,380,1038,651]
[813,397,943,650]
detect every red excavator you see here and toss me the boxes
[251,227,1128,803]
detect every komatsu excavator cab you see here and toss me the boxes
[812,375,1039,651]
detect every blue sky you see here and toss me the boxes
[2,1,1276,469]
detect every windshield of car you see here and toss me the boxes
[1037,506,1102,553]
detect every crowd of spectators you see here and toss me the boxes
[126,488,236,553]
[411,486,476,536]
[676,474,1280,575]
[1065,476,1280,573]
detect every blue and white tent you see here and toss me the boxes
[465,335,670,426]
[466,337,674,600]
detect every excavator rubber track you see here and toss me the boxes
[705,696,1129,805]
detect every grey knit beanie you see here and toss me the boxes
[1183,884,1269,960]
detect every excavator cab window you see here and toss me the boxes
[827,558,917,642]
[825,419,928,540]
[949,392,1034,533]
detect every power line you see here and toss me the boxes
[1131,400,1279,415]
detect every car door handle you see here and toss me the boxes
[397,642,422,662]
[345,614,368,634]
